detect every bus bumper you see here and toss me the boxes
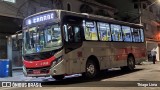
[23,66,51,77]
[23,60,66,77]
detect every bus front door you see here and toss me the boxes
[63,24,83,74]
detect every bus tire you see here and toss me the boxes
[83,59,99,79]
[121,56,135,71]
[52,75,64,80]
[127,56,135,71]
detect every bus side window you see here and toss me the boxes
[97,22,111,41]
[68,25,74,42]
[140,29,144,42]
[132,28,141,42]
[84,21,98,40]
[63,25,69,42]
[64,24,81,43]
[111,24,122,41]
[122,26,132,42]
[74,26,81,42]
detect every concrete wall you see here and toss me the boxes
[62,0,115,17]
[106,0,137,14]
[0,0,116,18]
[106,0,138,21]
[0,0,53,18]
[106,0,159,39]
[141,3,159,39]
[0,0,26,18]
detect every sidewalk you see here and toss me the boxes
[140,61,153,65]
[0,70,54,81]
[0,70,28,81]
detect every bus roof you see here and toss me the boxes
[24,9,143,28]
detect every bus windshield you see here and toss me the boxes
[23,23,62,54]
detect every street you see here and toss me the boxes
[0,61,160,90]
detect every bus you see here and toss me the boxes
[22,10,146,80]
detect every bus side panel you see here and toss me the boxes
[81,42,112,72]
[64,42,146,75]
[132,43,146,64]
[64,47,83,74]
[110,42,146,68]
[110,42,128,68]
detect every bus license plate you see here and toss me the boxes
[33,70,41,74]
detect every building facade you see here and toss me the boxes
[0,0,23,65]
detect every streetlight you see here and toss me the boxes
[146,0,160,9]
[139,0,160,24]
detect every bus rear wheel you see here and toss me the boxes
[127,56,135,71]
[52,75,64,80]
[83,60,99,79]
[121,56,135,71]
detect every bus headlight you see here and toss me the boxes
[52,56,63,67]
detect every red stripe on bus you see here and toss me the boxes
[23,56,56,68]
[115,47,146,61]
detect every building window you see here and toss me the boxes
[143,23,149,31]
[2,0,16,3]
[111,24,123,41]
[67,3,71,11]
[97,22,111,41]
[149,6,153,12]
[134,3,139,9]
[142,3,147,9]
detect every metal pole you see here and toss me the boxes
[138,0,142,24]
[138,0,158,24]
[7,36,12,77]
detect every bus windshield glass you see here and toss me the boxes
[23,23,62,54]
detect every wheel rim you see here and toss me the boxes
[86,62,96,77]
[87,64,95,74]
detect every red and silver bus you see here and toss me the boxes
[22,10,146,80]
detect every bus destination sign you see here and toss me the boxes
[25,12,56,26]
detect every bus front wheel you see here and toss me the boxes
[83,60,99,79]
